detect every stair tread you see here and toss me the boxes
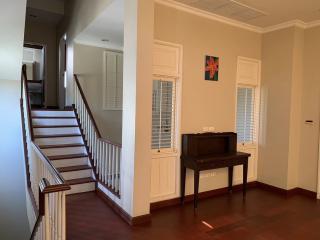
[34,134,82,138]
[57,165,92,172]
[49,153,88,160]
[39,143,85,149]
[67,177,96,185]
[32,109,73,112]
[32,116,76,119]
[33,125,78,128]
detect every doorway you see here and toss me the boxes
[58,34,67,109]
[23,43,46,108]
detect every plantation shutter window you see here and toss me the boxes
[152,79,176,151]
[103,51,123,110]
[236,86,255,143]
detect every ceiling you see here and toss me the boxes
[26,0,64,25]
[26,7,64,25]
[174,0,320,28]
[75,0,124,50]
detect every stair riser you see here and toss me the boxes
[61,169,92,180]
[51,157,89,168]
[35,136,84,146]
[32,118,78,126]
[66,182,95,195]
[34,127,80,136]
[41,146,87,156]
[32,111,75,117]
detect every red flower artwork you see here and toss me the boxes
[205,56,219,81]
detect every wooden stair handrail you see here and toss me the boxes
[21,65,70,188]
[21,64,34,140]
[32,143,71,189]
[73,74,122,147]
[30,178,69,240]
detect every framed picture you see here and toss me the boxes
[205,55,219,81]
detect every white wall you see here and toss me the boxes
[121,0,154,217]
[0,0,27,81]
[0,81,30,239]
[58,0,114,106]
[0,1,30,238]
[74,43,122,143]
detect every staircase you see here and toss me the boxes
[32,109,96,195]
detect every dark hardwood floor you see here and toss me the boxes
[67,188,320,240]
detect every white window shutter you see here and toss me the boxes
[152,79,176,151]
[103,51,123,110]
[236,86,255,143]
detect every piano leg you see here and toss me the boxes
[228,166,234,193]
[194,170,199,209]
[181,165,186,204]
[243,161,248,198]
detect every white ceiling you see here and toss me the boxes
[174,0,320,27]
[75,0,124,50]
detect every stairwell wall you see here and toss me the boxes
[73,43,122,143]
[0,0,30,239]
[58,0,114,106]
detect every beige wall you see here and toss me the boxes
[73,43,122,143]
[259,28,295,189]
[299,26,320,192]
[24,20,58,106]
[287,27,304,189]
[259,26,320,192]
[154,3,262,194]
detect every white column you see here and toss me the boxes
[121,0,154,217]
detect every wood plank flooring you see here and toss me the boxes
[66,188,320,240]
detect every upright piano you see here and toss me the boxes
[181,132,251,208]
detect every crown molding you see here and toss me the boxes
[307,20,320,29]
[155,0,263,33]
[155,0,320,34]
[262,20,306,33]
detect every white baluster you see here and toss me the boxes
[45,193,51,240]
[111,146,115,189]
[115,147,119,192]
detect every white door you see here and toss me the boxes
[234,57,261,183]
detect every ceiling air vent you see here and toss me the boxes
[175,0,267,22]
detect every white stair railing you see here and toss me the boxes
[73,74,121,196]
[21,65,70,240]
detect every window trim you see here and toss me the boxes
[235,56,261,147]
[151,76,178,154]
[102,50,123,111]
[236,84,256,144]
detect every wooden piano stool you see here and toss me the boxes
[180,132,251,209]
